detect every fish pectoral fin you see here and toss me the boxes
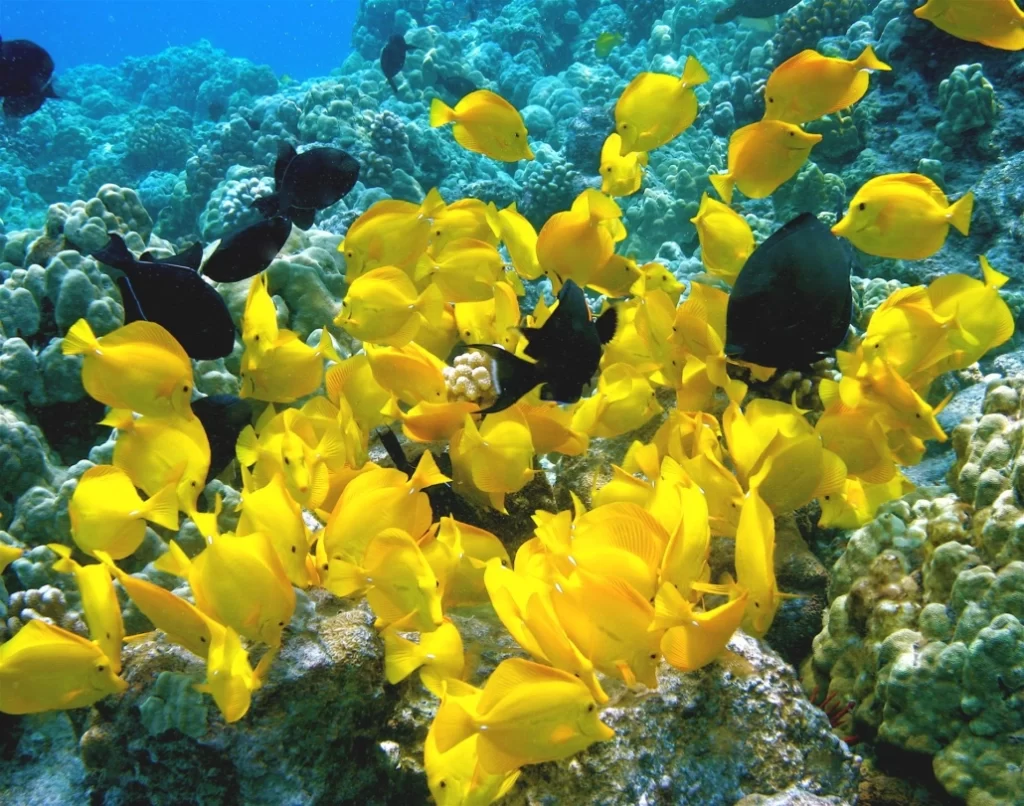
[451,122,487,156]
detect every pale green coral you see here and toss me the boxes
[139,671,210,739]
[935,63,998,147]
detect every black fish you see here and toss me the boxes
[469,279,617,415]
[3,83,58,118]
[92,234,236,360]
[0,37,58,118]
[202,216,292,282]
[380,34,416,93]
[714,0,801,24]
[724,213,854,370]
[438,75,478,102]
[250,142,359,229]
[192,395,257,482]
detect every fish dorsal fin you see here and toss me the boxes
[174,242,205,271]
[876,172,946,206]
[102,321,189,363]
[274,142,298,186]
[595,306,618,344]
[478,657,574,713]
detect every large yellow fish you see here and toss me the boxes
[236,473,317,588]
[831,173,974,260]
[914,0,1024,51]
[763,46,891,124]
[614,55,710,154]
[709,120,822,204]
[415,238,505,303]
[430,90,534,162]
[62,319,194,418]
[69,465,179,560]
[486,201,543,281]
[365,341,448,406]
[0,619,127,714]
[383,619,465,696]
[690,193,754,284]
[652,581,748,672]
[432,657,613,774]
[451,409,535,512]
[536,189,626,291]
[336,265,445,347]
[239,328,340,403]
[599,133,647,197]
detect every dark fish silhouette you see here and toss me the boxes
[438,75,478,103]
[192,395,257,481]
[202,216,292,283]
[714,0,801,24]
[470,279,617,415]
[0,37,59,118]
[380,34,416,93]
[92,234,236,360]
[725,213,854,370]
[376,427,474,521]
[251,142,359,229]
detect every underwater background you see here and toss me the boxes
[1,0,1023,804]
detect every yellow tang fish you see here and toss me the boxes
[0,619,127,714]
[336,265,445,347]
[193,623,265,724]
[709,120,822,205]
[236,473,317,588]
[914,0,1024,51]
[239,328,341,403]
[451,409,535,513]
[831,173,974,260]
[615,55,710,154]
[595,31,624,58]
[733,490,789,637]
[584,253,643,298]
[48,544,125,674]
[69,465,179,560]
[326,527,444,633]
[652,581,748,672]
[429,517,511,609]
[415,238,505,303]
[429,197,501,254]
[392,399,481,443]
[62,319,194,419]
[571,363,663,439]
[514,395,589,456]
[764,46,891,124]
[690,193,754,284]
[241,273,279,366]
[818,474,913,529]
[365,341,448,406]
[454,282,521,350]
[339,189,446,281]
[383,619,465,696]
[429,89,534,162]
[635,261,686,303]
[814,406,895,484]
[537,189,625,291]
[486,201,543,281]
[101,409,210,514]
[599,133,647,197]
[431,657,614,775]
[326,354,392,433]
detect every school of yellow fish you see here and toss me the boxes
[1,17,1019,805]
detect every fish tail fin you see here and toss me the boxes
[681,55,710,87]
[382,628,424,683]
[420,186,446,218]
[316,328,342,364]
[251,194,281,218]
[152,539,192,577]
[409,450,451,491]
[62,318,99,356]
[979,255,1010,290]
[429,98,456,128]
[855,45,891,72]
[468,345,542,414]
[98,408,135,430]
[947,191,974,236]
[46,543,78,574]
[142,483,180,531]
[415,281,445,324]
[431,693,476,753]
[386,75,398,93]
[236,425,260,467]
[709,173,734,206]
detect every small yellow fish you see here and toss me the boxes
[709,120,822,204]
[236,473,317,588]
[239,328,340,403]
[326,354,393,433]
[193,623,264,723]
[339,189,446,281]
[831,173,974,260]
[537,189,626,291]
[69,465,179,560]
[365,341,448,406]
[429,517,511,609]
[101,409,210,513]
[383,619,465,696]
[571,363,663,439]
[429,197,501,253]
[486,201,543,281]
[241,272,280,366]
[652,581,748,672]
[431,657,614,774]
[451,409,535,512]
[415,238,506,303]
[615,55,710,154]
[0,619,127,714]
[599,133,647,197]
[763,46,891,124]
[914,0,1024,51]
[326,527,444,633]
[62,319,194,419]
[430,89,534,162]
[453,282,521,349]
[733,490,788,637]
[595,31,624,58]
[634,261,686,303]
[336,265,445,347]
[690,193,754,284]
[818,474,914,529]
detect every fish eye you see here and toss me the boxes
[649,653,657,660]
[789,131,794,137]
[754,602,760,608]
[586,703,595,712]
[824,495,831,501]
[768,97,774,103]
[346,251,354,258]
[254,334,260,341]
[278,621,285,627]
[284,457,290,465]
[191,481,197,487]
[435,580,440,587]
[514,132,520,138]
[200,636,207,642]
[858,202,866,211]
[439,781,447,789]
[322,563,329,571]
[292,545,298,553]
[915,413,921,418]
[183,385,190,393]
[97,665,106,671]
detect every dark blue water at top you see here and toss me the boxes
[0,0,357,79]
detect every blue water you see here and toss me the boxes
[0,0,356,79]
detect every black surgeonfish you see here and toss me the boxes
[470,279,617,415]
[192,395,257,481]
[92,234,236,360]
[380,34,416,93]
[714,0,801,24]
[202,216,292,282]
[0,37,59,118]
[251,142,359,229]
[724,212,854,370]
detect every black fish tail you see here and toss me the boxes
[251,194,281,218]
[595,306,618,344]
[386,75,398,93]
[468,344,543,415]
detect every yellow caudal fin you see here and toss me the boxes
[382,628,424,684]
[431,694,477,754]
[855,45,891,72]
[429,98,456,128]
[142,483,180,531]
[410,450,451,490]
[681,54,710,87]
[979,255,1010,290]
[420,186,447,218]
[62,318,99,356]
[236,425,261,467]
[947,191,974,236]
[316,328,342,364]
[152,539,192,576]
[709,173,734,205]
[416,281,445,324]
[46,543,78,574]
